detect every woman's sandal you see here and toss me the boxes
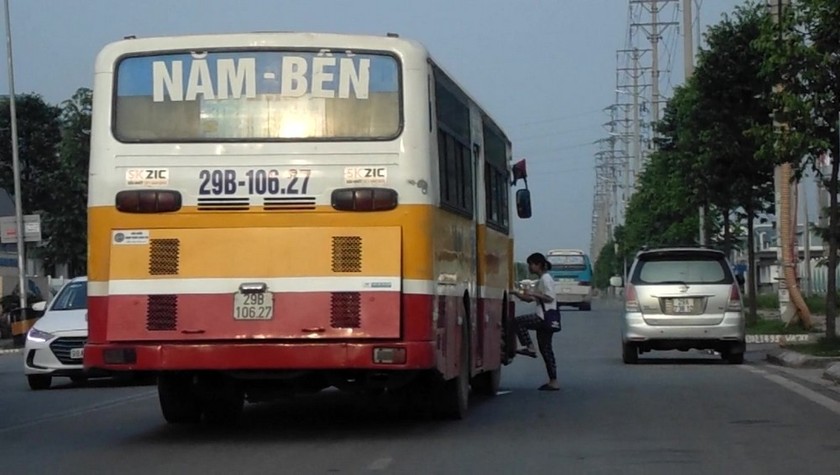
[538,383,560,391]
[516,348,538,358]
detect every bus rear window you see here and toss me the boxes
[114,50,401,142]
[548,255,587,271]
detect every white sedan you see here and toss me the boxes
[24,276,89,390]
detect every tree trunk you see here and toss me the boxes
[747,204,758,325]
[703,201,712,246]
[826,151,839,342]
[723,208,732,257]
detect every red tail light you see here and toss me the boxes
[625,284,640,312]
[727,283,742,311]
[331,188,398,211]
[115,190,182,213]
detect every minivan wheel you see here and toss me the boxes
[724,351,744,365]
[622,342,638,364]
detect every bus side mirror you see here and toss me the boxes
[516,189,532,219]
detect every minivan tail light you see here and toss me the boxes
[116,190,182,213]
[728,283,742,311]
[625,284,640,312]
[331,188,398,211]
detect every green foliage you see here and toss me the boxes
[619,2,777,322]
[593,240,621,289]
[41,88,92,275]
[0,89,91,277]
[0,94,62,214]
[753,0,840,341]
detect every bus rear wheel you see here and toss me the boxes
[158,373,202,424]
[202,379,245,425]
[436,324,470,419]
[470,368,501,397]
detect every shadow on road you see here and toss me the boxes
[128,390,500,442]
[634,357,730,366]
[44,375,157,391]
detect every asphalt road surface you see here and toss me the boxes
[1,300,839,474]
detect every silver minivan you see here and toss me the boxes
[621,248,746,364]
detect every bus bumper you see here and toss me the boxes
[84,341,436,372]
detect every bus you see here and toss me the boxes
[84,32,532,423]
[546,249,593,311]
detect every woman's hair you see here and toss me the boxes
[526,252,552,271]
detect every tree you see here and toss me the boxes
[620,83,704,260]
[0,90,91,277]
[593,240,619,290]
[40,88,91,275]
[692,3,776,323]
[0,94,62,216]
[755,0,840,341]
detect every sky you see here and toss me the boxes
[0,0,736,260]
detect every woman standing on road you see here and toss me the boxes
[512,252,560,391]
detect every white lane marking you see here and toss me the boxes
[496,390,513,396]
[0,390,156,434]
[738,365,840,417]
[0,348,22,355]
[367,458,394,471]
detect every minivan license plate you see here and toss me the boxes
[672,298,694,314]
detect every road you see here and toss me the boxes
[1,300,839,474]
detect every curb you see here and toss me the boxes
[766,349,840,369]
[824,363,840,385]
[746,333,821,345]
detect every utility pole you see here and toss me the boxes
[681,0,703,246]
[631,0,679,131]
[3,0,27,322]
[617,48,651,193]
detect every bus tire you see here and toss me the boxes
[158,373,202,424]
[471,368,501,397]
[203,384,245,425]
[437,322,470,419]
[501,296,517,365]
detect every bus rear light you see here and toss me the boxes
[103,348,137,365]
[331,188,398,211]
[116,190,182,213]
[373,347,406,364]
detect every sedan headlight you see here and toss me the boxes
[27,328,54,343]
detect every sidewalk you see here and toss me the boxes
[765,347,840,385]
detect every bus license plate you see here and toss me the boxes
[70,348,84,359]
[234,291,274,320]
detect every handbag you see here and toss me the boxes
[539,300,562,333]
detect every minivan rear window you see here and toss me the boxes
[632,255,732,285]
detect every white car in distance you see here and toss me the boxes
[24,276,89,390]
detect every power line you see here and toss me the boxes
[507,109,603,129]
[513,124,600,142]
